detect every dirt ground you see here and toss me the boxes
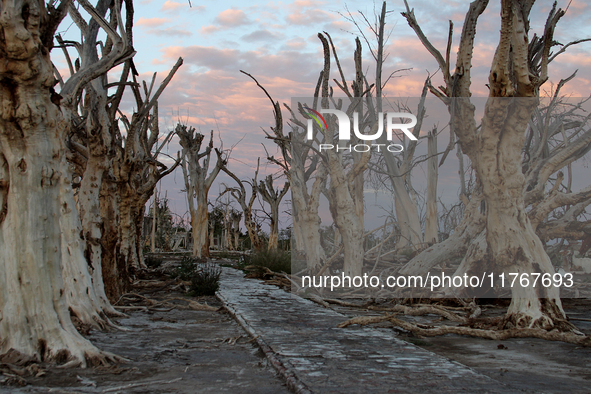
[2,267,591,393]
[1,293,289,393]
[330,298,591,393]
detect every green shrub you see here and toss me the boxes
[189,261,221,296]
[170,256,202,280]
[243,249,291,274]
[170,257,221,296]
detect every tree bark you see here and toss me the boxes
[0,0,114,363]
[189,192,209,257]
[99,177,128,302]
[258,175,289,251]
[177,126,224,258]
[424,128,439,245]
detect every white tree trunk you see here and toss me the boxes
[76,155,120,316]
[424,129,439,245]
[190,193,209,258]
[327,185,365,277]
[290,165,326,270]
[0,0,117,364]
[0,141,111,364]
[232,213,241,250]
[267,206,280,251]
[178,126,223,258]
[452,99,566,326]
[99,178,127,302]
[324,151,366,277]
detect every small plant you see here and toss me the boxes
[170,256,202,280]
[243,249,292,274]
[144,255,164,268]
[189,262,221,296]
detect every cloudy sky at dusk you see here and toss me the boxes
[56,0,591,230]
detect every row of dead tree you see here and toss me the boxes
[0,0,294,366]
[1,0,591,367]
[237,0,591,340]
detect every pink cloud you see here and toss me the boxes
[201,25,220,35]
[136,17,170,28]
[161,0,184,12]
[215,9,250,27]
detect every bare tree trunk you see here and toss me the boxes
[77,158,111,308]
[222,159,264,251]
[453,100,565,327]
[151,188,157,252]
[424,128,439,245]
[99,178,128,302]
[0,0,114,363]
[290,162,326,270]
[232,211,242,250]
[243,207,264,250]
[326,176,365,277]
[258,175,289,251]
[0,143,111,364]
[402,0,580,327]
[177,126,224,258]
[189,192,209,257]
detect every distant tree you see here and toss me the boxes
[222,159,264,251]
[177,125,226,258]
[258,175,290,250]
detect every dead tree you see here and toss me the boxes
[401,0,591,329]
[59,0,138,315]
[0,0,135,365]
[258,175,290,250]
[222,160,264,251]
[345,2,438,252]
[241,70,326,270]
[96,60,181,302]
[231,209,243,249]
[424,126,439,245]
[312,32,373,277]
[177,125,226,258]
[58,0,181,301]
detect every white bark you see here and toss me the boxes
[0,0,116,363]
[424,128,439,245]
[258,175,289,251]
[403,0,575,326]
[290,150,326,270]
[240,70,326,269]
[231,211,242,250]
[177,126,224,258]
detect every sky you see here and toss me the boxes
[55,0,591,232]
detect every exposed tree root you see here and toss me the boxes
[337,314,591,347]
[307,294,331,308]
[324,298,375,308]
[308,296,478,324]
[112,293,217,312]
[367,305,468,323]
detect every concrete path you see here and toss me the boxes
[218,267,513,393]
